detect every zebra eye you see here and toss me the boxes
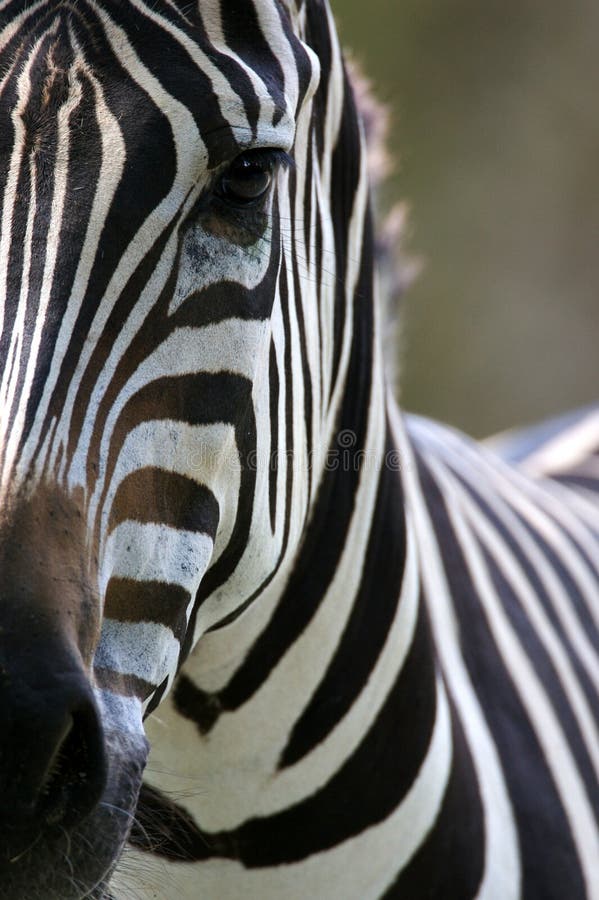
[215,150,287,207]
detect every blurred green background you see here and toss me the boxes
[330,0,598,438]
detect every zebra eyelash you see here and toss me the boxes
[235,147,295,170]
[232,147,295,172]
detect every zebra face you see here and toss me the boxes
[0,0,318,896]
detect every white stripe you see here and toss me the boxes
[521,410,599,476]
[101,521,213,597]
[95,619,180,686]
[93,688,144,739]
[129,322,269,385]
[199,0,287,133]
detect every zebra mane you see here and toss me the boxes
[346,59,419,395]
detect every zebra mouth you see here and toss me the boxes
[0,750,145,900]
[0,661,147,900]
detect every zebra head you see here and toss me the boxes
[0,0,372,896]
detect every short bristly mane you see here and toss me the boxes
[347,60,418,394]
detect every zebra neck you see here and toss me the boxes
[134,407,469,886]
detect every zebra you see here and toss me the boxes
[0,0,597,898]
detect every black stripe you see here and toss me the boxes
[99,372,253,543]
[104,578,190,643]
[280,425,406,767]
[94,666,155,701]
[130,781,209,859]
[304,0,333,163]
[108,467,219,536]
[268,337,279,533]
[554,473,599,494]
[178,375,259,663]
[144,673,170,718]
[172,672,222,735]
[191,260,298,636]
[328,67,365,399]
[278,0,317,108]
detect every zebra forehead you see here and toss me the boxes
[0,0,312,71]
[0,0,317,159]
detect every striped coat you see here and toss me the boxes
[0,1,596,898]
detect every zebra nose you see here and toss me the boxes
[0,649,107,852]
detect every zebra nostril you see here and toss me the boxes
[35,704,108,829]
[37,714,75,825]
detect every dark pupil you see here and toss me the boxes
[221,156,272,203]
